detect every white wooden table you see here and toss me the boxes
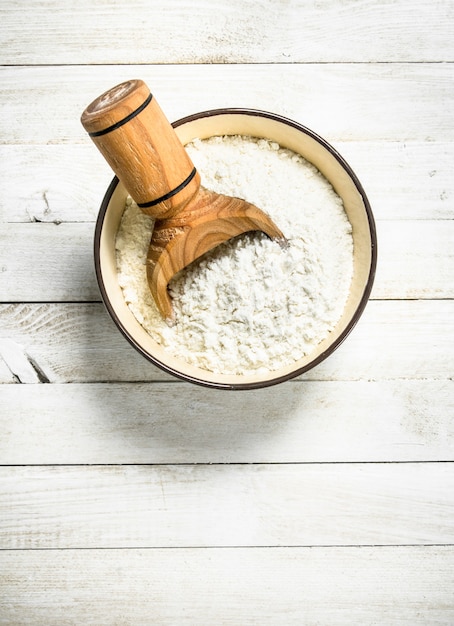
[1,1,453,623]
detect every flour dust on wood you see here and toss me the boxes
[115,135,353,375]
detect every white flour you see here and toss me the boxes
[115,135,353,374]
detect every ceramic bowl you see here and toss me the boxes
[94,109,377,389]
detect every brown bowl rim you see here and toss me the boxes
[93,108,377,390]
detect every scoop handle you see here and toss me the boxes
[81,79,201,219]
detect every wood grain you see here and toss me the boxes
[1,463,453,548]
[1,220,452,302]
[1,0,452,64]
[373,220,454,299]
[0,380,452,464]
[0,145,112,223]
[80,78,285,318]
[0,300,452,383]
[1,547,452,625]
[1,142,453,223]
[1,1,453,622]
[81,79,202,216]
[0,223,100,302]
[1,64,453,144]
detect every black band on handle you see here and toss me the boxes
[88,92,153,137]
[138,167,198,209]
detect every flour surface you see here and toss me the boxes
[116,135,353,375]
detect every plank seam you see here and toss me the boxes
[1,460,453,468]
[1,61,454,68]
[0,544,453,552]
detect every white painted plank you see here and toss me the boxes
[0,220,452,302]
[0,145,111,224]
[1,0,452,64]
[0,380,452,464]
[1,463,453,548]
[372,220,454,299]
[0,300,452,383]
[0,223,100,302]
[1,546,453,625]
[1,64,453,144]
[2,142,453,223]
[334,141,454,221]
[0,302,172,383]
[0,547,453,625]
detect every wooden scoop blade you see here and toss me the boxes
[146,188,285,320]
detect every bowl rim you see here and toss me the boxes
[94,107,377,390]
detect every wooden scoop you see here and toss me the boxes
[81,79,285,320]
